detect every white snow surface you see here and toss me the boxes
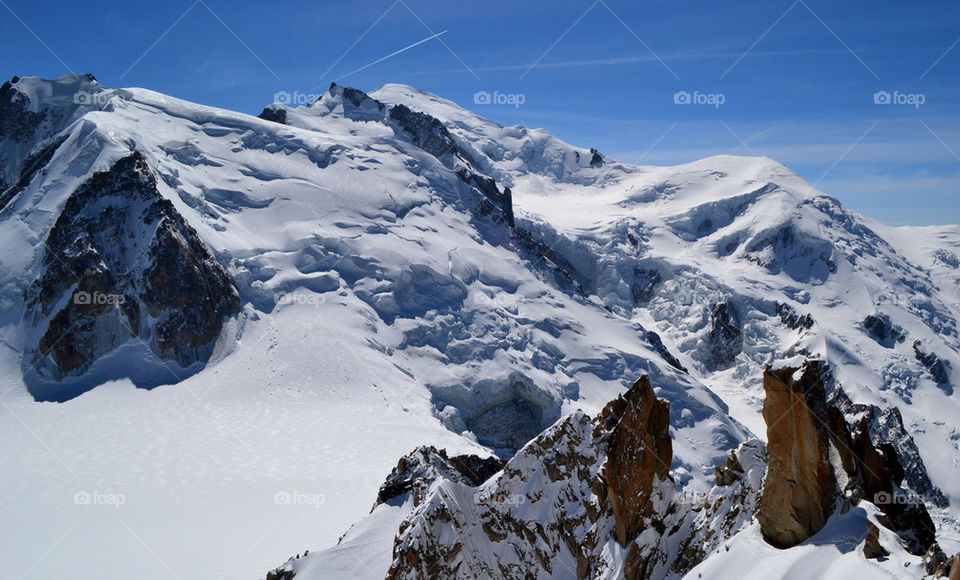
[0,75,957,578]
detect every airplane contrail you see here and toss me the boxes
[341,30,448,79]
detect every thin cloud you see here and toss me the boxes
[406,45,951,76]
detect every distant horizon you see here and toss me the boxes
[3,0,958,225]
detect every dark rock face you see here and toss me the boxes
[913,340,953,395]
[828,384,949,507]
[376,446,504,506]
[715,449,744,486]
[631,267,661,304]
[588,147,603,168]
[25,152,239,382]
[645,330,687,373]
[342,85,385,112]
[863,520,890,559]
[454,166,514,228]
[759,362,836,548]
[851,417,894,501]
[776,301,814,330]
[863,313,907,347]
[389,97,514,228]
[264,568,294,580]
[760,361,940,555]
[500,186,514,228]
[0,78,46,143]
[598,375,673,546]
[257,106,287,124]
[706,301,743,368]
[389,103,457,159]
[941,553,960,580]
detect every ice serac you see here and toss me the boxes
[759,361,836,548]
[599,375,672,546]
[24,151,239,389]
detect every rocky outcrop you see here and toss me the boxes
[760,360,939,555]
[598,375,672,545]
[776,301,814,330]
[25,152,240,383]
[828,382,949,507]
[375,376,761,580]
[630,266,662,304]
[941,553,960,580]
[645,330,687,372]
[376,446,503,507]
[715,448,745,486]
[388,103,457,159]
[588,148,604,168]
[257,106,286,124]
[913,340,953,395]
[758,362,836,548]
[863,520,889,559]
[706,301,742,368]
[271,364,951,580]
[863,313,906,347]
[0,76,46,143]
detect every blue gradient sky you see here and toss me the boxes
[2,0,958,225]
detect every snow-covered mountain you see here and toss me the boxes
[1,73,958,579]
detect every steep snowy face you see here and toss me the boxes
[372,85,960,514]
[0,75,746,481]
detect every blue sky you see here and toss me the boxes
[2,0,959,225]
